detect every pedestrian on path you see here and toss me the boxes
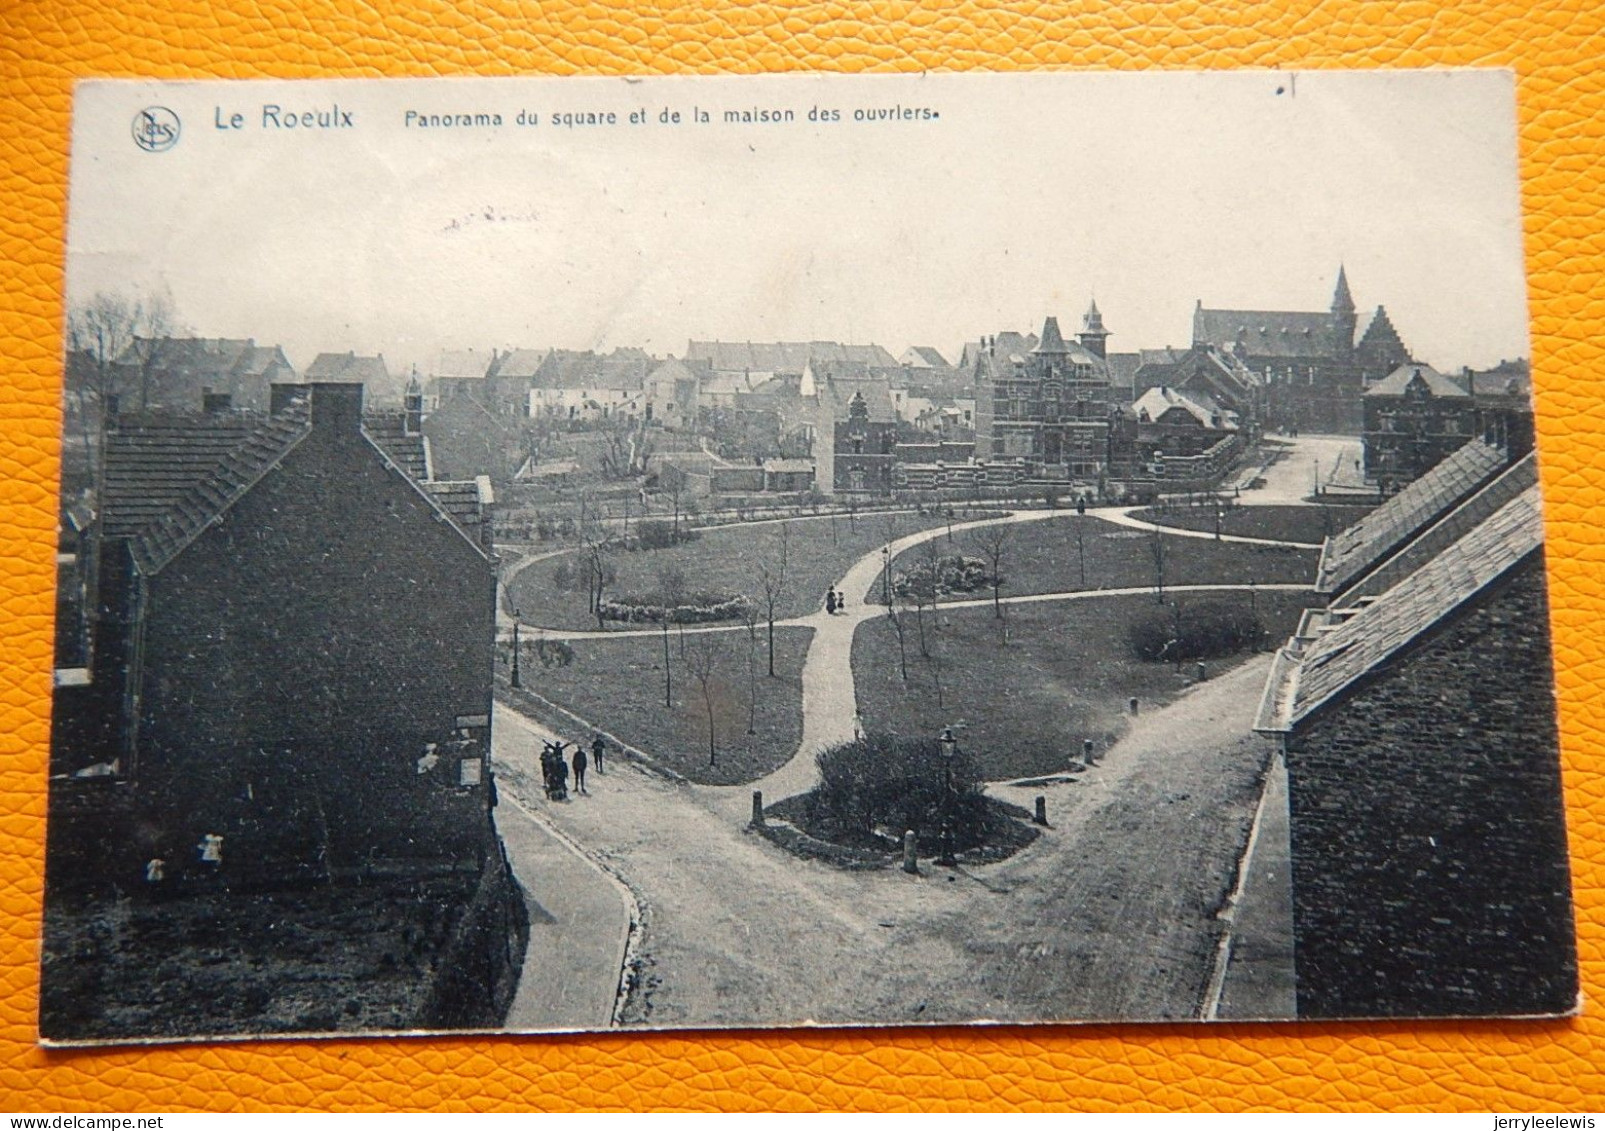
[591,734,606,775]
[825,589,837,615]
[836,589,848,612]
[572,745,589,795]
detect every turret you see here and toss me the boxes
[1078,298,1110,359]
[1331,266,1357,358]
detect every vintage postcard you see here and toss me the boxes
[45,70,1576,1043]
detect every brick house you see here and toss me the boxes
[805,361,897,495]
[1361,363,1481,493]
[1255,455,1575,1018]
[51,382,501,892]
[972,309,1114,483]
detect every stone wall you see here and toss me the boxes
[1284,555,1577,1017]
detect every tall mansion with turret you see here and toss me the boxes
[1192,267,1411,434]
[973,302,1115,483]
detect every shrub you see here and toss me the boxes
[635,519,701,550]
[1127,601,1263,663]
[598,592,754,624]
[892,554,990,599]
[805,734,992,851]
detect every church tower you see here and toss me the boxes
[1078,298,1110,359]
[1331,265,1357,359]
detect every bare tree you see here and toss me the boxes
[1076,519,1088,589]
[64,287,177,476]
[967,524,1012,619]
[1148,527,1167,603]
[756,520,790,677]
[886,604,909,682]
[741,601,761,733]
[685,631,720,767]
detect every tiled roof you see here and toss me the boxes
[1315,436,1507,596]
[1333,453,1539,609]
[102,416,257,538]
[422,476,493,531]
[1193,308,1341,359]
[1364,362,1470,399]
[534,349,651,391]
[305,352,391,384]
[687,340,898,374]
[363,413,431,481]
[1263,484,1543,731]
[128,406,314,574]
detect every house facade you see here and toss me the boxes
[51,382,501,893]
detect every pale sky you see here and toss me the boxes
[66,70,1530,378]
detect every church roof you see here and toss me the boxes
[1315,436,1507,596]
[1332,265,1356,314]
[1193,307,1342,359]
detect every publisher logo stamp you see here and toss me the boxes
[131,107,180,152]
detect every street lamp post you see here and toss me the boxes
[937,725,958,867]
[882,544,892,606]
[511,609,523,689]
[1214,505,1223,541]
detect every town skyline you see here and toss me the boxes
[66,70,1530,377]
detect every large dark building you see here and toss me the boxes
[108,336,296,415]
[51,382,502,891]
[972,307,1114,483]
[1256,444,1575,1017]
[1193,268,1411,434]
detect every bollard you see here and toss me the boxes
[751,790,764,828]
[1196,661,1207,682]
[902,830,919,874]
[1129,696,1140,716]
[1034,796,1048,826]
[1083,738,1095,766]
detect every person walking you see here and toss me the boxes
[591,734,606,775]
[825,589,837,615]
[572,745,588,795]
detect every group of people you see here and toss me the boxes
[824,588,849,615]
[541,734,608,801]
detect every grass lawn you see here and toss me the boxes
[1131,503,1373,545]
[512,625,813,785]
[851,591,1317,781]
[506,510,988,630]
[893,514,1318,603]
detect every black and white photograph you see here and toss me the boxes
[45,70,1577,1043]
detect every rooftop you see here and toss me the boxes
[1256,482,1543,733]
[1315,436,1507,596]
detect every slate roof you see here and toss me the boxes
[1257,483,1543,732]
[431,350,494,381]
[1364,362,1470,399]
[102,416,259,539]
[902,346,951,368]
[1315,436,1507,596]
[1033,316,1070,354]
[1104,352,1142,392]
[1132,386,1235,430]
[1193,307,1342,359]
[1463,359,1533,400]
[363,413,431,481]
[1332,453,1539,610]
[492,348,552,380]
[534,349,651,391]
[688,340,899,374]
[305,352,391,385]
[813,362,896,423]
[423,476,494,533]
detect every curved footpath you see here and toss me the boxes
[487,449,1347,1028]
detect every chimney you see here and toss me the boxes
[309,381,365,434]
[270,382,307,415]
[404,385,424,436]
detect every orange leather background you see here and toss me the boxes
[3,0,1603,1112]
